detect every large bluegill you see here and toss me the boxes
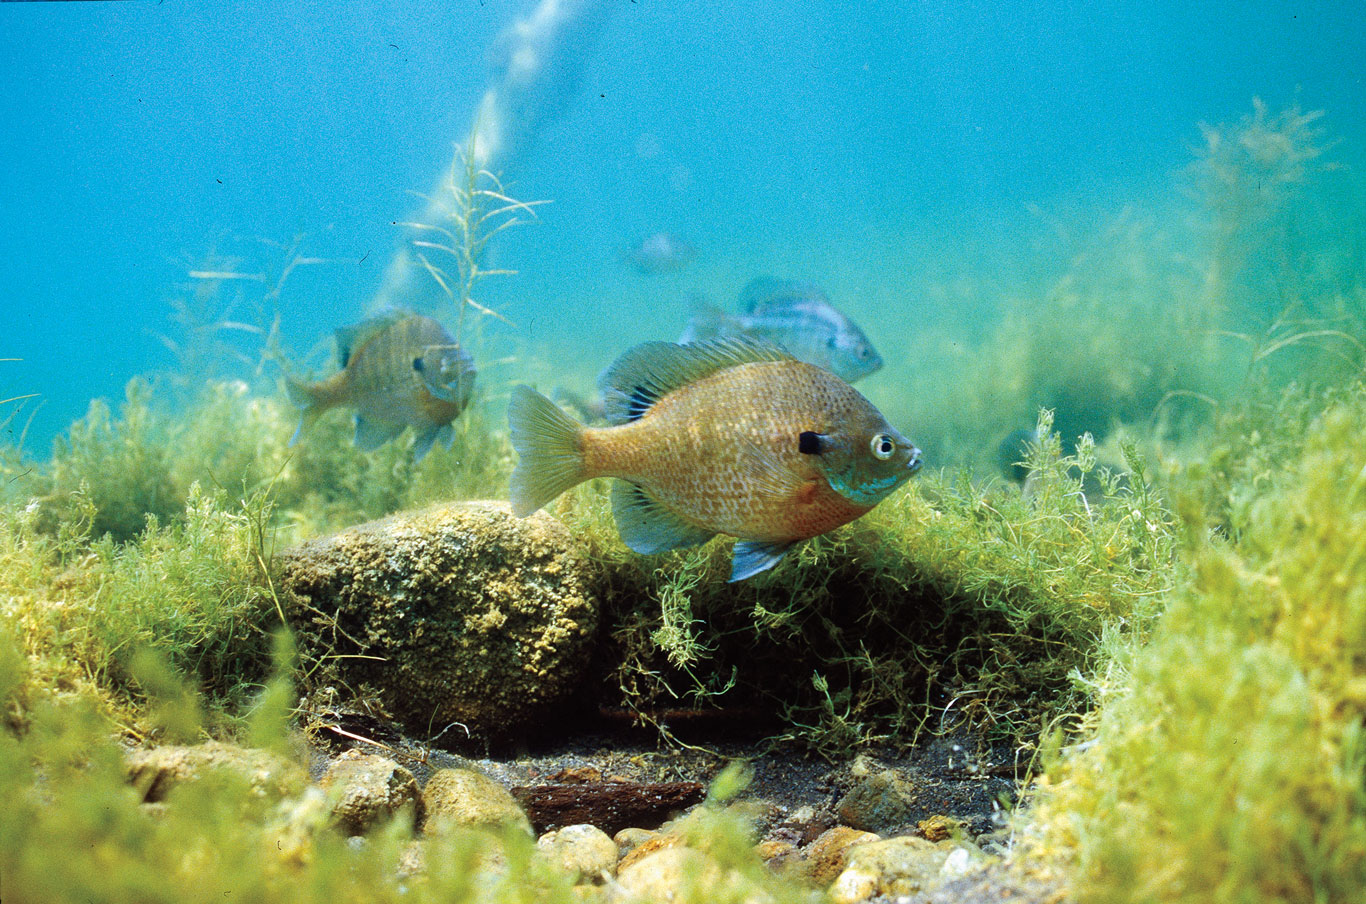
[508,338,921,581]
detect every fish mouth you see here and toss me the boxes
[907,449,924,473]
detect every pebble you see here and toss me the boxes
[538,824,619,884]
[421,767,533,836]
[319,749,421,836]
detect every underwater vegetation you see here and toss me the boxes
[1,100,1365,900]
[1021,379,1366,903]
[911,101,1360,477]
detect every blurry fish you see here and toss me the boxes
[287,312,476,462]
[550,386,607,424]
[626,231,696,274]
[508,337,922,581]
[678,277,884,383]
[996,427,1040,484]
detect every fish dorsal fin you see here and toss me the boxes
[599,337,792,425]
[334,310,409,367]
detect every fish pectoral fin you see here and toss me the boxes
[354,417,405,451]
[410,424,445,463]
[611,480,716,555]
[737,434,808,500]
[729,539,796,582]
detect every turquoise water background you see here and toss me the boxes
[2,0,1363,459]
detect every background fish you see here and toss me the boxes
[678,277,884,383]
[626,231,697,274]
[508,337,921,581]
[287,312,476,461]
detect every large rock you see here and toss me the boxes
[279,501,599,740]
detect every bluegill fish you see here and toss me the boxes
[679,277,884,383]
[287,312,476,461]
[508,338,922,581]
[626,231,696,274]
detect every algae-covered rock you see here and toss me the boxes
[835,761,916,833]
[319,748,421,836]
[422,767,534,836]
[279,501,599,740]
[127,741,306,803]
[801,826,881,886]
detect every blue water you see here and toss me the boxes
[2,0,1364,457]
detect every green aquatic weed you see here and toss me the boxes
[1023,378,1366,904]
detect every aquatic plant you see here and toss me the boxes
[402,143,549,349]
[1021,377,1366,903]
[909,100,1362,476]
[0,480,282,735]
[566,409,1175,757]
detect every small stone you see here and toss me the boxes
[834,836,952,899]
[613,826,656,857]
[940,846,976,881]
[538,824,619,884]
[829,867,878,904]
[755,839,799,870]
[835,766,916,834]
[802,826,881,886]
[610,847,773,904]
[917,814,960,842]
[616,832,678,872]
[422,767,533,836]
[319,749,421,836]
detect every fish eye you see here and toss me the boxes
[412,357,425,372]
[870,433,896,460]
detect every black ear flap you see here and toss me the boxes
[412,357,425,372]
[798,431,825,455]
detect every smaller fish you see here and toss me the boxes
[287,311,476,461]
[679,277,884,383]
[626,231,696,274]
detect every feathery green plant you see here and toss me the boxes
[1022,378,1366,904]
[402,143,549,349]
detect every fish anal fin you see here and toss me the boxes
[611,480,715,555]
[729,539,795,582]
[354,417,404,451]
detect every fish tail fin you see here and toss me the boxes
[284,375,331,446]
[508,385,588,516]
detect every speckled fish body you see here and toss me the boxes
[585,361,873,541]
[508,338,922,581]
[287,312,476,461]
